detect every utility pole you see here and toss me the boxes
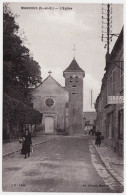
[101,3,112,54]
[90,89,94,109]
[101,4,122,69]
[107,4,110,54]
[101,3,119,54]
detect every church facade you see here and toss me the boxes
[32,58,85,135]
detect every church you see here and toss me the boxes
[31,58,85,135]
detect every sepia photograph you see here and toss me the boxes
[2,1,124,193]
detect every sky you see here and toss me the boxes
[8,2,123,111]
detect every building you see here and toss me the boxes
[63,58,85,134]
[95,27,124,156]
[32,58,85,135]
[83,112,96,134]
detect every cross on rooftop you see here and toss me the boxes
[73,44,76,59]
[48,71,52,76]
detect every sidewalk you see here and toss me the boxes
[3,134,57,157]
[91,138,124,186]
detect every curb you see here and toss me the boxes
[91,140,124,186]
[3,138,56,158]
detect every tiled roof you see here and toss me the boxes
[64,58,84,73]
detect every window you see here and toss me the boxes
[118,109,123,140]
[108,69,117,96]
[70,76,72,82]
[120,62,124,90]
[112,69,117,95]
[45,98,54,108]
[72,85,76,94]
[66,103,69,108]
[75,76,78,82]
[107,112,114,139]
[108,75,112,96]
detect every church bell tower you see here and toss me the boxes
[63,58,85,134]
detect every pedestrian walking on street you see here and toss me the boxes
[92,129,95,136]
[21,129,32,159]
[90,128,93,135]
[95,130,102,147]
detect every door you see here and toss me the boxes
[45,117,54,133]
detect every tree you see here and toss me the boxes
[3,3,42,103]
[3,93,42,139]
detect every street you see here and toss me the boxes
[3,135,123,192]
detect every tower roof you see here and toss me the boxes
[64,58,84,73]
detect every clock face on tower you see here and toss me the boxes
[72,74,76,78]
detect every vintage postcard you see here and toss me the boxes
[2,0,124,193]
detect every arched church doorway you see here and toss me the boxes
[45,117,54,133]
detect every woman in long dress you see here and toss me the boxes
[21,129,32,158]
[95,130,102,147]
